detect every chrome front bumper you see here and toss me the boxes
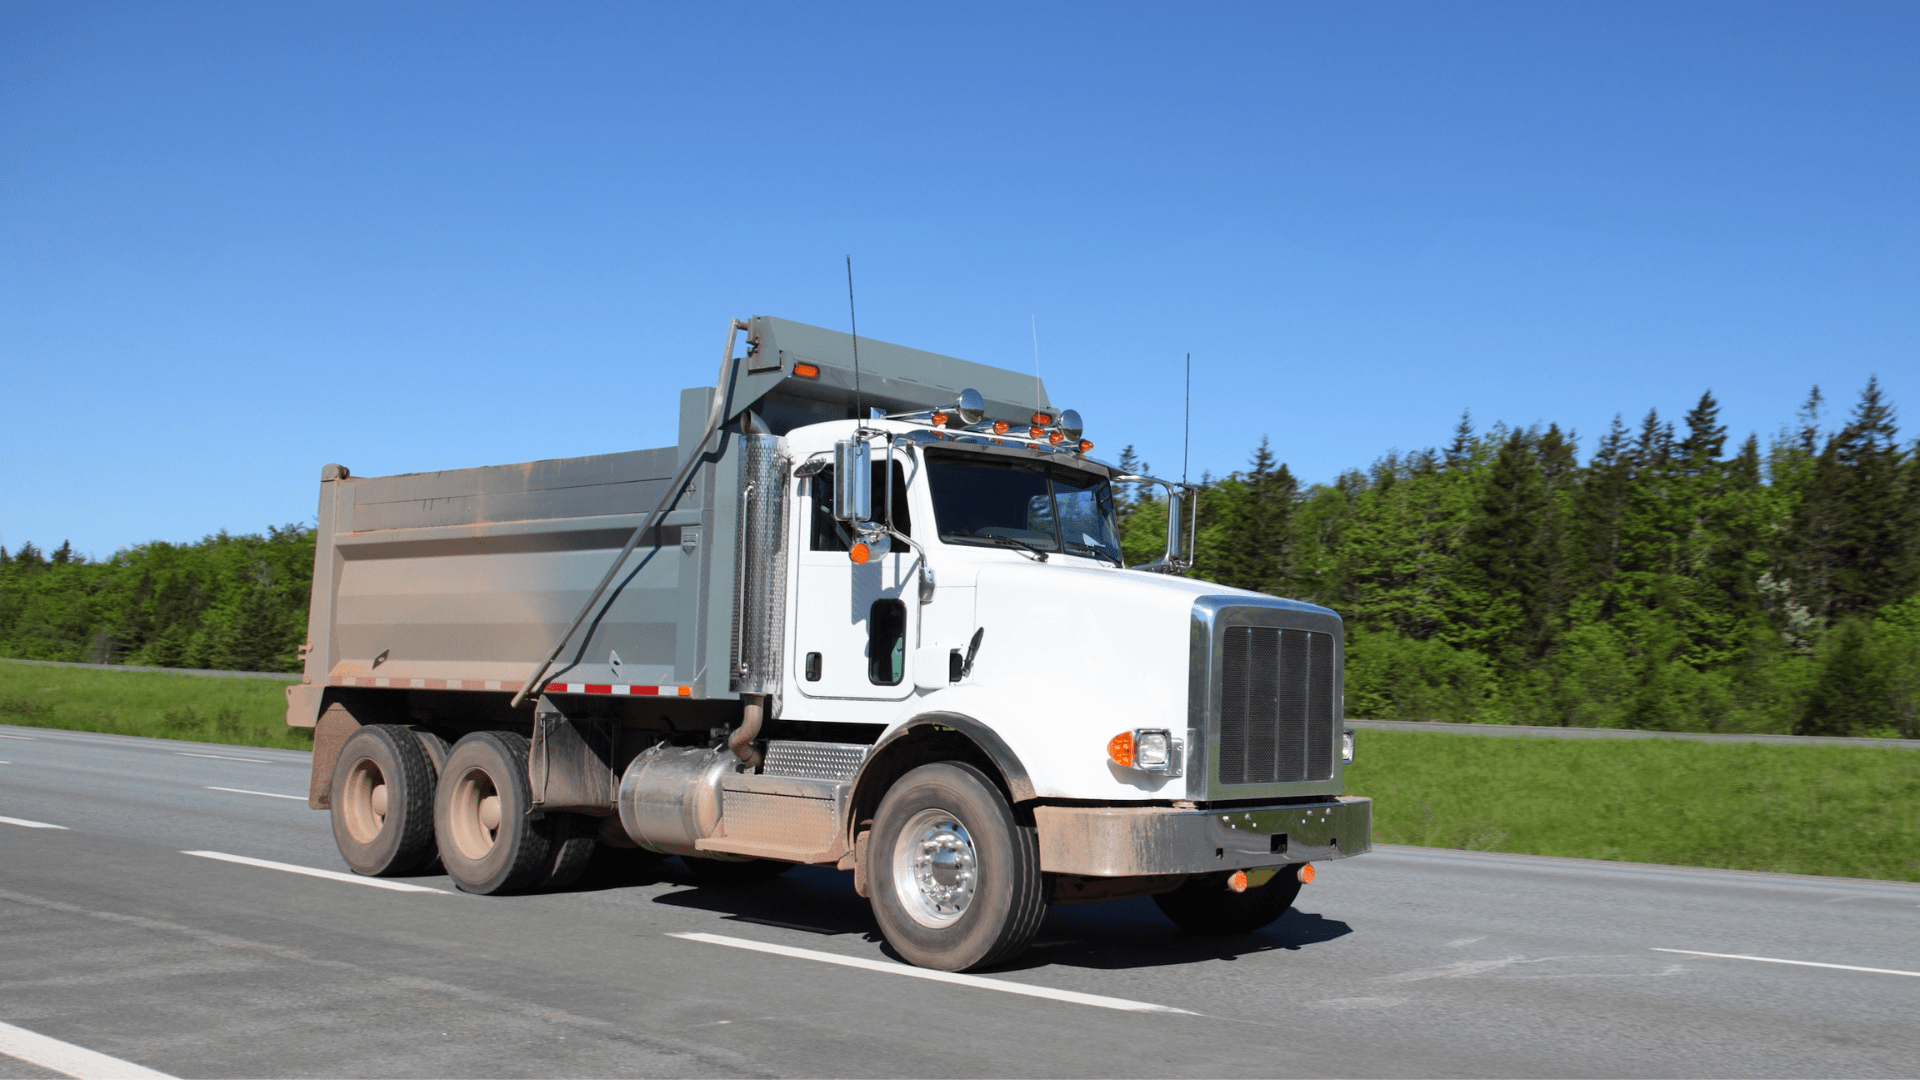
[1033,796,1372,877]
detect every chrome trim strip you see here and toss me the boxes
[1033,796,1373,876]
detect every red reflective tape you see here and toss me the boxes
[635,685,660,695]
[585,684,613,695]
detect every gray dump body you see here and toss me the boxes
[289,316,1051,723]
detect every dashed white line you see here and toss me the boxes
[0,1018,176,1079]
[0,733,34,740]
[0,815,68,830]
[668,931,1194,1014]
[176,752,272,763]
[1653,948,1920,979]
[205,786,306,801]
[182,851,451,893]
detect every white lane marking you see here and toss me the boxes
[205,786,305,801]
[0,760,10,765]
[0,1017,176,1079]
[668,931,1194,1014]
[0,733,34,740]
[182,851,451,894]
[1653,948,1920,979]
[0,816,68,830]
[176,752,272,763]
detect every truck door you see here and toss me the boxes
[793,459,917,701]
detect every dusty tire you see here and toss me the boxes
[868,762,1046,972]
[682,856,793,885]
[1152,869,1305,935]
[330,724,439,877]
[433,731,555,895]
[535,813,599,892]
[411,730,451,874]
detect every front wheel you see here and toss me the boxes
[1152,868,1305,935]
[868,762,1046,972]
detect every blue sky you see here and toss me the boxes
[3,1,1915,558]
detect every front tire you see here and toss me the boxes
[330,725,438,877]
[868,762,1045,972]
[1152,868,1305,935]
[433,731,555,895]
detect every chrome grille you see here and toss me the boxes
[1218,626,1335,785]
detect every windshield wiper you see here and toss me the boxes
[973,534,1049,562]
[1065,541,1121,567]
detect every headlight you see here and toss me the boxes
[1106,728,1182,776]
[1342,728,1355,765]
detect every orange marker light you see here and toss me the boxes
[931,411,950,427]
[1078,439,1094,452]
[793,362,820,379]
[1297,864,1315,884]
[1029,426,1046,440]
[991,420,1010,434]
[1227,870,1249,893]
[849,542,871,565]
[677,685,692,697]
[1031,412,1052,425]
[1048,431,1065,445]
[1107,731,1135,768]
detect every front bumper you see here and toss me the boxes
[1033,796,1372,876]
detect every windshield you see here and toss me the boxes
[924,449,1124,564]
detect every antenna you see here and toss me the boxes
[846,255,862,420]
[1030,314,1041,407]
[1183,352,1191,485]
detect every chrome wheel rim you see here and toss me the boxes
[892,807,977,928]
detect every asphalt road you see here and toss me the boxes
[2,723,1917,1079]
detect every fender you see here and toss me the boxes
[849,710,1036,814]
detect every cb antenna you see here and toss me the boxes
[1031,314,1042,407]
[846,255,862,420]
[1183,352,1191,485]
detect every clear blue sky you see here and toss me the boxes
[3,1,1915,559]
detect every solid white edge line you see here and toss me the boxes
[0,1018,176,1079]
[204,786,306,801]
[0,733,34,740]
[0,815,68,830]
[1653,948,1920,978]
[175,752,272,763]
[182,851,451,894]
[668,931,1194,1014]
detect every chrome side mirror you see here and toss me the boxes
[833,439,870,523]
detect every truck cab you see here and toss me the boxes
[289,315,1371,971]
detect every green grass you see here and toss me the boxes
[0,661,311,751]
[1346,729,1920,882]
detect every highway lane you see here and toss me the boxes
[3,723,1918,1079]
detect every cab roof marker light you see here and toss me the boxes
[793,362,820,379]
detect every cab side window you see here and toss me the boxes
[809,462,911,552]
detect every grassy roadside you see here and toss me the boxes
[1345,729,1920,882]
[6,662,1916,883]
[0,661,310,751]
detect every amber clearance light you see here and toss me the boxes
[793,362,820,379]
[1106,731,1135,768]
[849,542,871,565]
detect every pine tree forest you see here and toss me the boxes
[1117,380,1920,739]
[4,380,1916,736]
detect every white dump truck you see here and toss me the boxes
[287,315,1370,971]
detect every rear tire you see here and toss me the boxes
[433,731,555,895]
[535,813,599,892]
[868,762,1046,972]
[330,724,438,877]
[1152,869,1305,935]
